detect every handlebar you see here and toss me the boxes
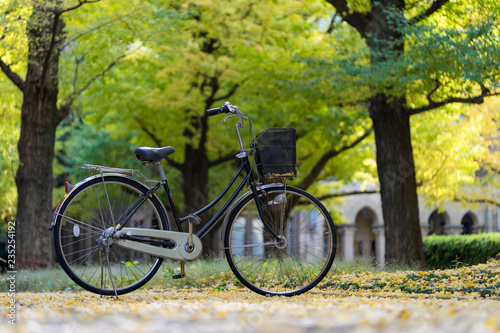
[206,101,248,153]
[206,102,232,116]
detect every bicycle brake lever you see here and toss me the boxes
[217,113,238,127]
[233,106,245,128]
[217,113,251,128]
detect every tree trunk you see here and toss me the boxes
[182,145,209,214]
[15,5,64,269]
[369,94,425,265]
[359,1,426,266]
[16,105,58,268]
[181,115,222,254]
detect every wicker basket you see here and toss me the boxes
[251,128,297,179]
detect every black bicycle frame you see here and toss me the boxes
[115,157,281,241]
[114,156,281,242]
[172,160,250,235]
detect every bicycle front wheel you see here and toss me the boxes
[54,175,169,295]
[224,185,337,296]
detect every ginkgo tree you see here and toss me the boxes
[2,0,499,268]
[448,97,500,208]
[0,0,164,268]
[59,0,500,256]
[67,0,500,256]
[321,0,500,265]
[71,0,376,251]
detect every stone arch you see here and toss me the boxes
[343,195,381,226]
[354,207,377,258]
[428,209,450,235]
[461,212,478,234]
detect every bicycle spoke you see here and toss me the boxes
[225,187,336,296]
[55,176,167,296]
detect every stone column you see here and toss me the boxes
[472,225,485,234]
[372,224,385,267]
[484,207,493,233]
[444,225,462,235]
[420,224,429,238]
[337,224,356,260]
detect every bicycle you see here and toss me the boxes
[51,102,337,297]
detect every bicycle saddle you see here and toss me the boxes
[135,146,176,163]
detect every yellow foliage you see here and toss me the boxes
[1,261,499,332]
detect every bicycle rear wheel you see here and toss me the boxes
[224,185,337,296]
[54,175,169,295]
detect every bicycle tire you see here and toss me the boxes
[54,175,169,295]
[224,185,337,296]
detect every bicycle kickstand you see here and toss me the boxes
[172,261,186,279]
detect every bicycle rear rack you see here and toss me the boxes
[79,164,157,183]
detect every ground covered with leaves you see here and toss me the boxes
[1,261,499,332]
[318,261,500,297]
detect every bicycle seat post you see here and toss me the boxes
[154,161,167,182]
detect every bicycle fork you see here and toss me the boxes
[247,174,283,244]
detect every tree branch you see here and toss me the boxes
[199,74,221,151]
[0,58,25,91]
[426,77,441,105]
[134,117,184,171]
[298,128,373,190]
[60,0,101,14]
[199,74,241,151]
[75,54,126,97]
[454,196,500,207]
[408,0,450,25]
[208,151,239,167]
[212,83,241,103]
[325,0,371,36]
[482,163,500,175]
[58,53,127,120]
[41,1,102,89]
[40,11,62,87]
[325,0,353,19]
[326,12,339,34]
[317,189,379,201]
[409,90,500,116]
[165,156,184,171]
[60,14,129,51]
[134,117,163,146]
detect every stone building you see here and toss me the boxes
[336,184,500,266]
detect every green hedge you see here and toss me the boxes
[423,233,500,269]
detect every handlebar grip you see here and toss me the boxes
[206,107,224,116]
[206,103,231,116]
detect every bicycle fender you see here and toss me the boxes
[51,173,168,229]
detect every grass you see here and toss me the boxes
[1,257,498,297]
[0,257,423,293]
[0,267,78,292]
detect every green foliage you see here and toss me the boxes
[321,0,500,209]
[70,0,378,212]
[0,1,26,225]
[423,233,500,269]
[2,0,500,230]
[412,105,487,207]
[330,0,500,101]
[56,116,140,180]
[0,79,20,225]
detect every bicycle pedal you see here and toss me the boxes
[172,273,186,279]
